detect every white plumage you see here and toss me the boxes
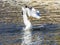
[21,7,41,45]
[26,7,41,19]
[22,7,31,30]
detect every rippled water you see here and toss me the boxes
[0,24,60,45]
[0,30,60,45]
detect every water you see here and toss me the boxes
[0,23,60,45]
[22,7,32,45]
[0,29,59,45]
[22,7,42,45]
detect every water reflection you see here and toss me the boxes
[0,24,60,45]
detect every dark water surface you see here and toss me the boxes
[0,23,60,45]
